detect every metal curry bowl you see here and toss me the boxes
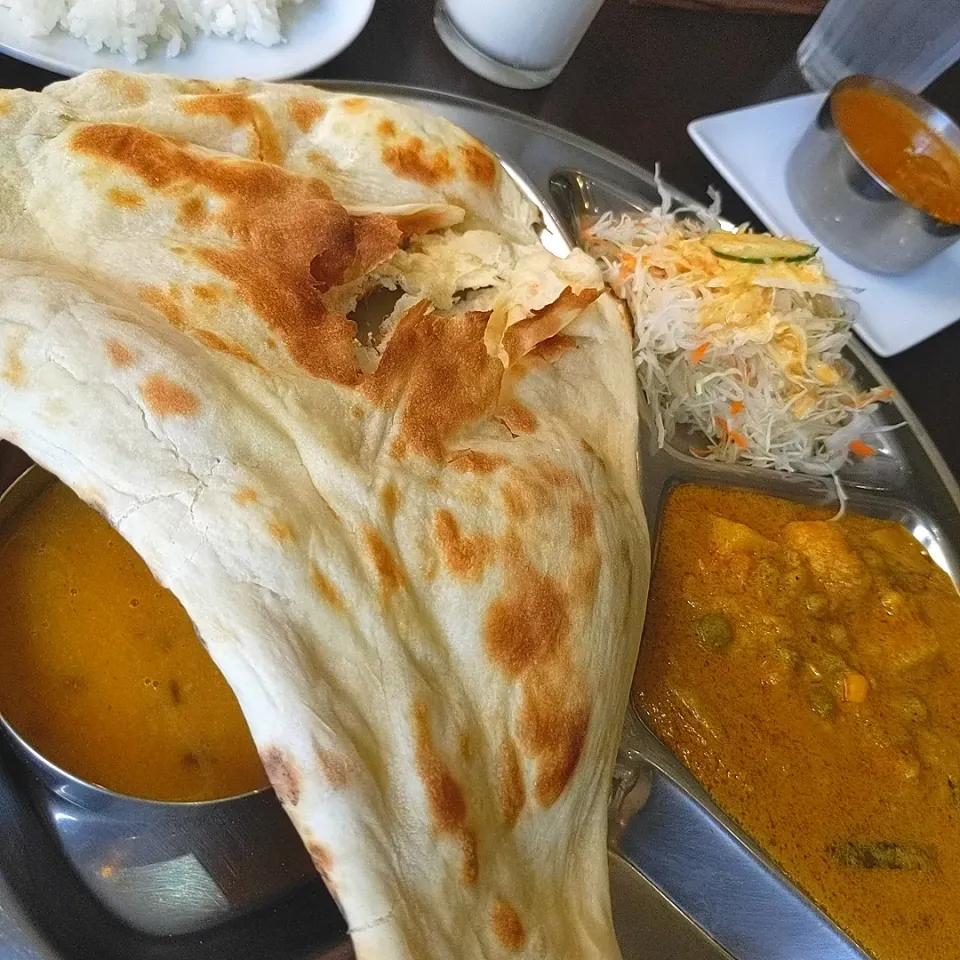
[0,466,316,937]
[787,74,960,275]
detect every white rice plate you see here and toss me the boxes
[0,0,302,61]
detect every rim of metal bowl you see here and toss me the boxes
[0,464,272,812]
[827,73,960,229]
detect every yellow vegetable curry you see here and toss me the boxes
[634,484,960,960]
[0,481,267,802]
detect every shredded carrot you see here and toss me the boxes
[730,400,745,415]
[714,415,729,437]
[849,439,876,457]
[729,431,749,450]
[690,447,713,457]
[690,343,709,365]
[855,386,894,408]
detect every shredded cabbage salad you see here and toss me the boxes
[584,184,892,475]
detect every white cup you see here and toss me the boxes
[434,0,607,90]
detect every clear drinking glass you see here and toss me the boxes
[797,0,960,93]
[434,0,607,90]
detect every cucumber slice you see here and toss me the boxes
[705,231,818,264]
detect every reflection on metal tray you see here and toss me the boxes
[1,80,958,960]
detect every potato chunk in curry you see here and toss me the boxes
[635,484,960,960]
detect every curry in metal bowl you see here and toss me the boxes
[634,484,960,960]
[0,481,267,803]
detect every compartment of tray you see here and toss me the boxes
[551,167,926,495]
[621,443,960,960]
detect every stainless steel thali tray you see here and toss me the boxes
[1,81,958,960]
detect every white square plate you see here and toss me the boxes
[688,93,960,357]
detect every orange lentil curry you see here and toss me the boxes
[634,484,960,960]
[833,85,960,225]
[0,482,267,802]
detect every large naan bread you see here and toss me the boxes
[0,71,649,959]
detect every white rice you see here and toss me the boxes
[0,0,301,61]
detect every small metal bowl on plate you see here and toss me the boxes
[0,466,316,937]
[787,74,960,274]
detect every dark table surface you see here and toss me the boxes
[0,0,958,479]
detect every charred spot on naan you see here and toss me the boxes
[485,539,570,678]
[308,840,334,877]
[570,554,601,610]
[267,518,296,542]
[104,339,136,368]
[140,373,200,418]
[303,837,339,897]
[497,738,526,828]
[533,459,578,489]
[260,746,301,807]
[485,536,590,807]
[139,285,186,330]
[190,283,222,303]
[360,303,502,461]
[413,702,478,885]
[448,450,509,475]
[363,528,404,598]
[305,149,338,179]
[569,507,601,608]
[499,465,556,522]
[490,897,526,951]
[1,347,25,388]
[176,194,209,229]
[497,402,538,436]
[100,71,148,106]
[233,486,259,505]
[517,652,590,807]
[177,93,283,166]
[377,117,397,140]
[571,502,595,550]
[458,142,497,189]
[288,98,327,133]
[382,136,456,187]
[191,329,260,367]
[500,481,529,523]
[380,482,400,521]
[311,563,344,611]
[388,205,466,238]
[70,124,404,385]
[434,509,494,582]
[340,97,369,114]
[105,187,143,209]
[316,747,350,790]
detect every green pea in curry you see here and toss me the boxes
[634,484,960,960]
